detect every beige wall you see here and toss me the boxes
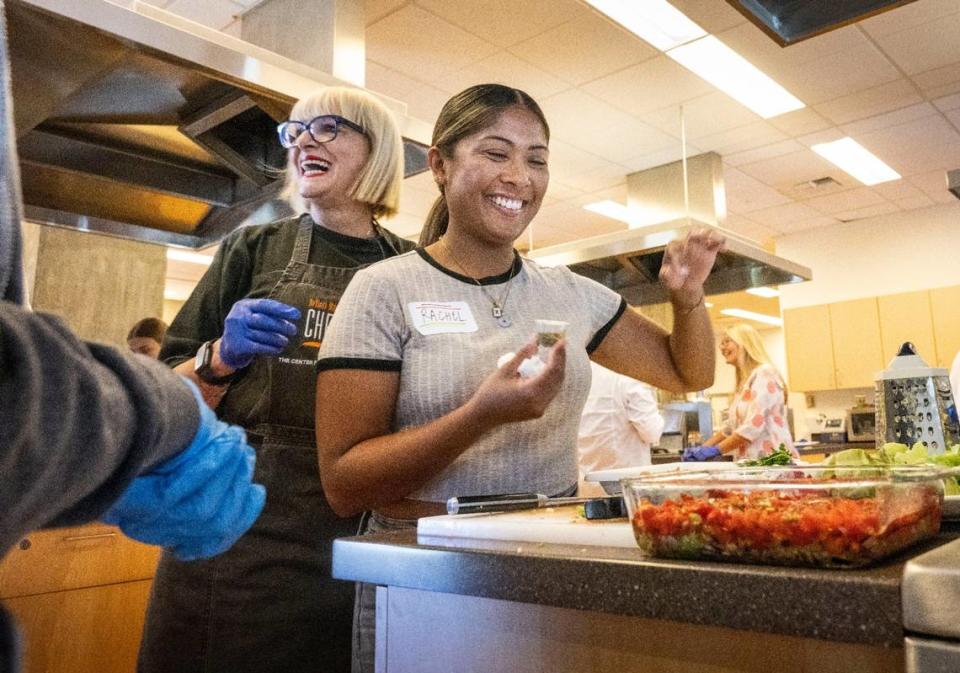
[776,202,960,310]
[31,226,166,348]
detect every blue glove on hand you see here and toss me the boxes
[681,445,722,462]
[219,298,301,370]
[102,379,267,561]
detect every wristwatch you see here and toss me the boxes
[194,340,237,385]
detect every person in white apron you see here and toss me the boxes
[138,87,414,673]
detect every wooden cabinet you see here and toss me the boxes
[0,524,159,673]
[783,305,836,391]
[878,290,936,365]
[931,285,960,369]
[829,298,884,389]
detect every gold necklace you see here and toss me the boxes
[439,237,517,328]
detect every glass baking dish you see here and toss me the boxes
[621,466,945,568]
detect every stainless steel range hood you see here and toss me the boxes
[5,0,430,249]
[527,219,812,306]
[528,152,811,305]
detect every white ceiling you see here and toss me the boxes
[152,0,960,320]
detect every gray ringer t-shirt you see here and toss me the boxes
[316,248,626,501]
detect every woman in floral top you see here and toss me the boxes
[703,323,797,461]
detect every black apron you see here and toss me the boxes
[139,218,370,673]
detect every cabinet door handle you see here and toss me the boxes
[61,532,117,543]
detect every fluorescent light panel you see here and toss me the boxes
[584,0,706,51]
[746,287,780,298]
[811,137,900,186]
[720,308,783,326]
[667,36,804,119]
[167,249,215,266]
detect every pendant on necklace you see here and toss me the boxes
[491,305,511,328]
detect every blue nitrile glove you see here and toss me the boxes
[102,379,266,561]
[681,445,722,462]
[218,298,301,370]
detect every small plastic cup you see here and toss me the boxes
[535,319,568,360]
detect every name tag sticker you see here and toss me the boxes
[408,301,478,335]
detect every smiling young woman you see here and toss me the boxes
[313,83,726,673]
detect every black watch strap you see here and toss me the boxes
[195,340,237,385]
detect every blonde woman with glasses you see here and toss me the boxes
[687,322,797,461]
[139,87,414,673]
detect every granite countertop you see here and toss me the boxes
[333,523,960,648]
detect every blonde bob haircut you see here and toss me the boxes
[724,322,787,396]
[282,86,403,218]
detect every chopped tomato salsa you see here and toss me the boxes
[631,486,941,568]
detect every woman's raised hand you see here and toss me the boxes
[467,336,566,428]
[659,228,726,307]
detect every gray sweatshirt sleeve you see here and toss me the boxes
[0,302,200,555]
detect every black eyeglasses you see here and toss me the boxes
[276,115,365,148]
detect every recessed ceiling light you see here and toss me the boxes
[746,287,780,298]
[583,0,707,51]
[705,301,714,308]
[720,308,783,326]
[811,137,901,186]
[167,249,215,265]
[666,36,804,119]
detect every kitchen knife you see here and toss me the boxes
[446,493,625,518]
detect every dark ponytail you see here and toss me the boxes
[418,84,549,247]
[419,195,449,247]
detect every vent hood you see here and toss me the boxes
[5,0,429,249]
[527,219,811,306]
[527,152,811,305]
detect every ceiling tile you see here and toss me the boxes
[861,0,960,37]
[416,0,580,48]
[885,140,960,176]
[639,92,761,139]
[772,215,840,235]
[803,186,886,215]
[870,179,927,202]
[856,114,960,160]
[747,202,824,229]
[508,10,658,85]
[365,0,408,25]
[840,103,939,136]
[404,170,437,192]
[911,62,960,95]
[869,10,960,74]
[366,5,498,83]
[364,61,453,123]
[551,209,627,239]
[946,107,960,132]
[894,194,937,211]
[934,92,960,111]
[433,52,568,101]
[767,108,832,136]
[723,139,805,167]
[813,78,924,125]
[544,181,584,202]
[833,202,900,222]
[540,90,677,164]
[775,41,901,106]
[547,140,619,185]
[621,145,703,174]
[736,149,838,188]
[694,121,788,157]
[910,170,960,204]
[582,56,714,117]
[722,166,792,214]
[556,162,628,193]
[717,22,866,72]
[570,183,629,208]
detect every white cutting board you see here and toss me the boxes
[417,505,637,548]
